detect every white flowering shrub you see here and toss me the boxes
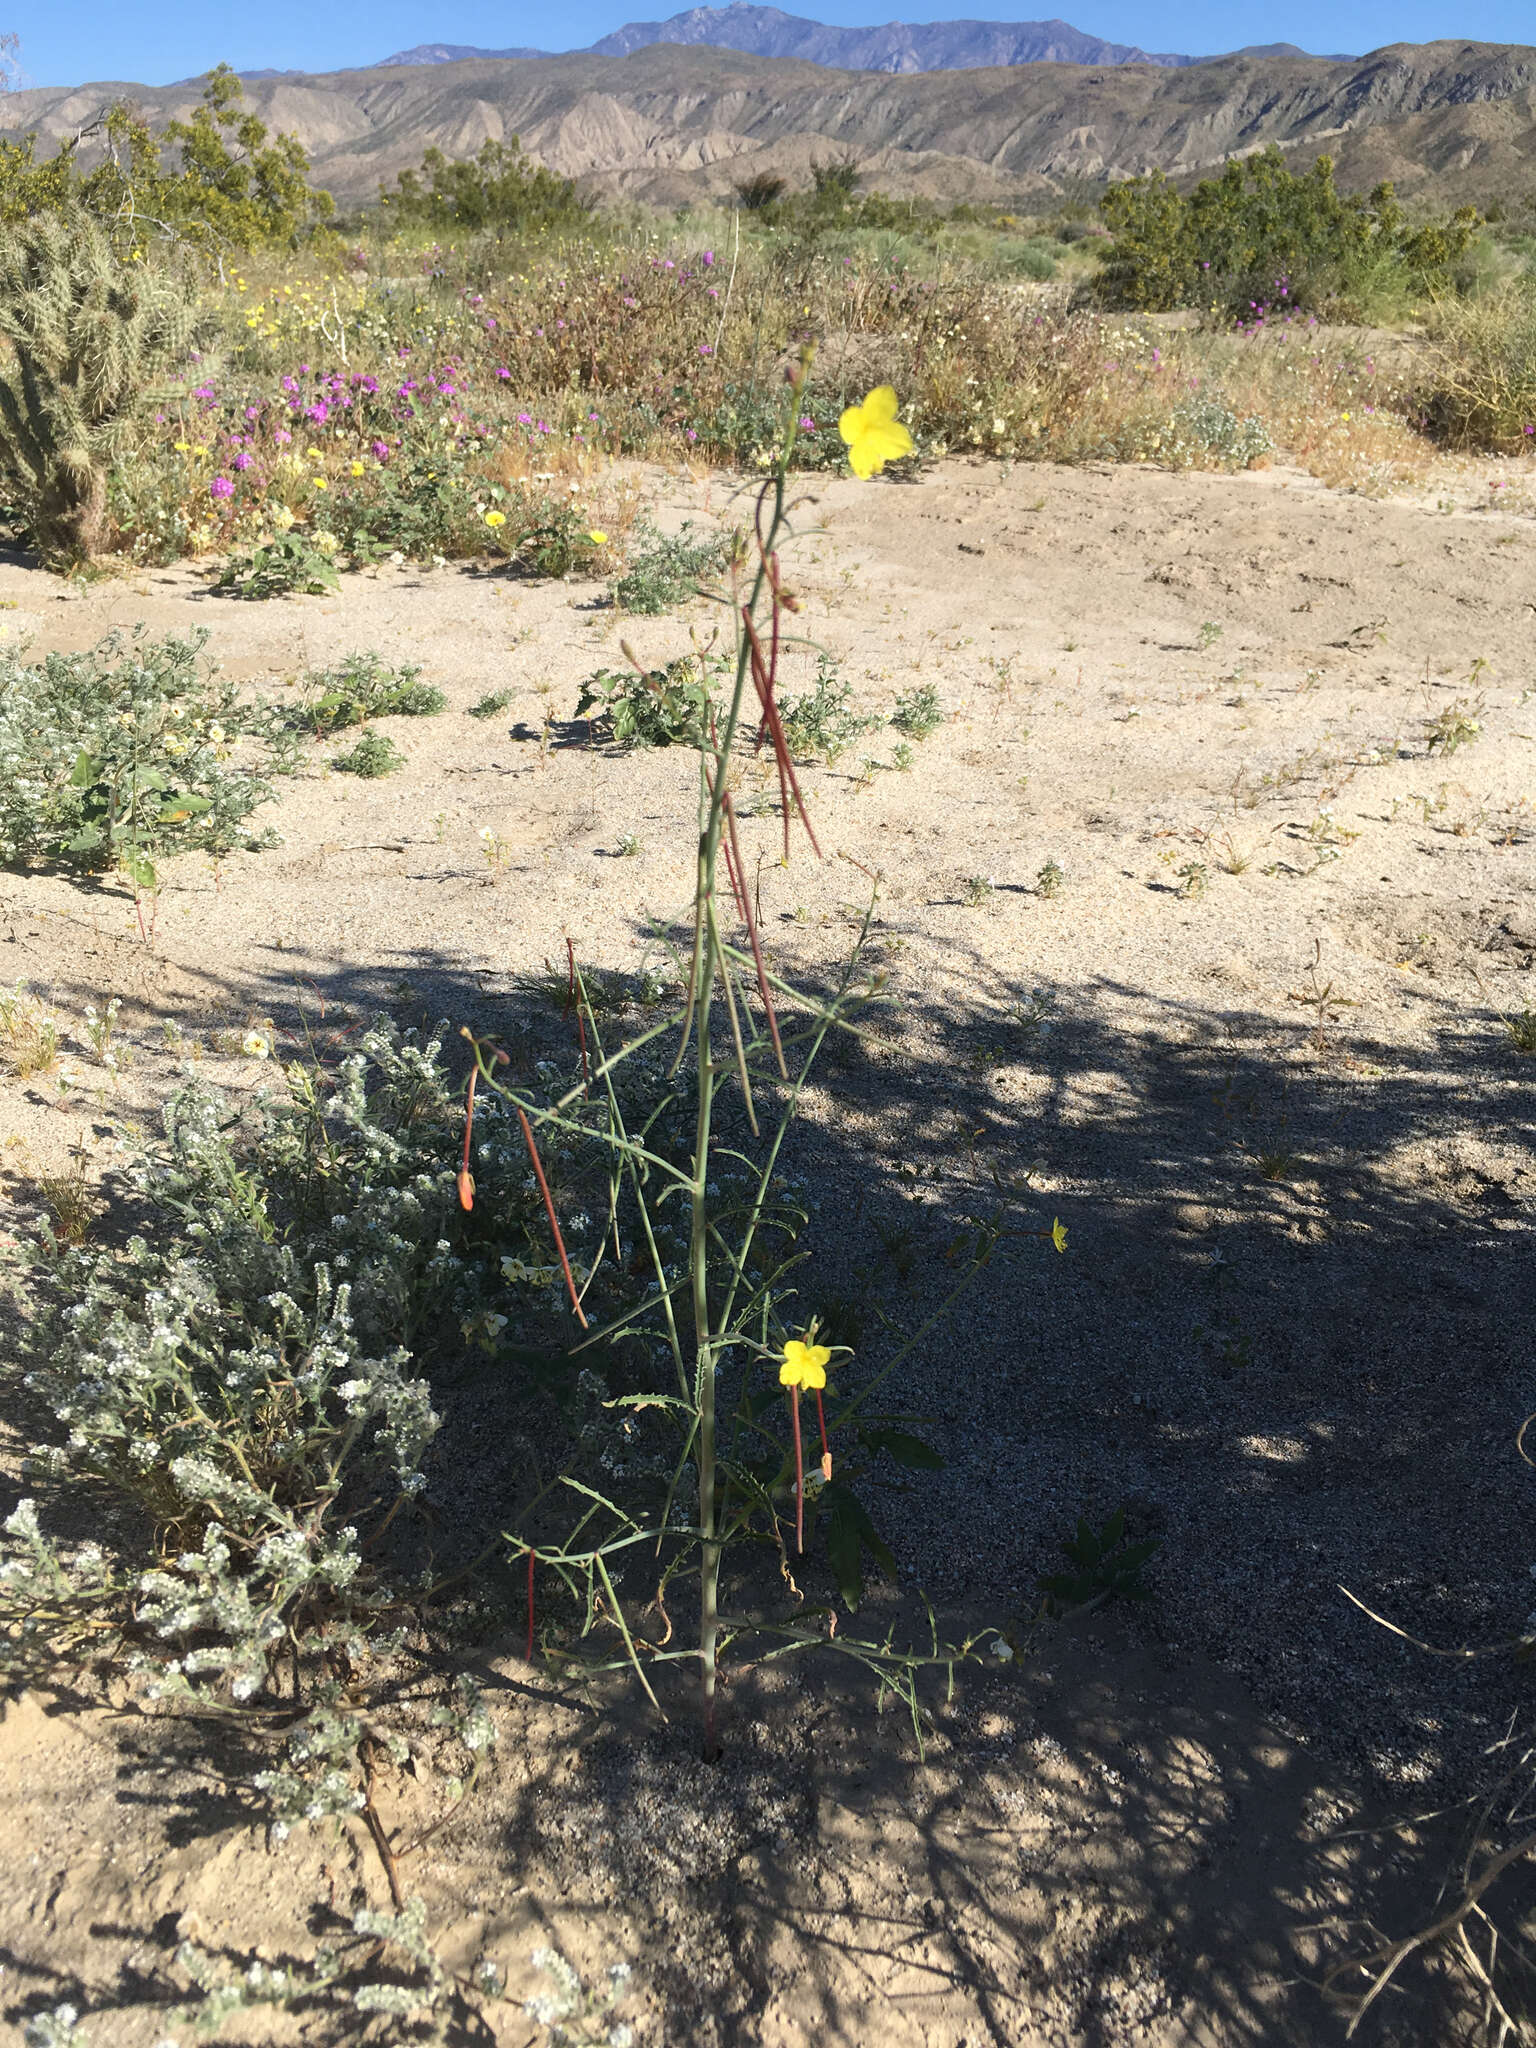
[1,1020,563,1705]
[0,626,283,886]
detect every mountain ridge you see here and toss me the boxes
[375,7,1355,74]
[7,38,1533,215]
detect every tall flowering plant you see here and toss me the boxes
[462,373,1004,1747]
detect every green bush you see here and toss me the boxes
[1096,149,1480,321]
[0,628,279,886]
[379,137,587,235]
[0,65,332,250]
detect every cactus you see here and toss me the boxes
[0,210,216,561]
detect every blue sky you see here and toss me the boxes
[10,0,1532,89]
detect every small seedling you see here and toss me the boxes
[479,826,513,874]
[1038,1507,1160,1615]
[891,740,915,772]
[1197,621,1224,651]
[1175,860,1208,898]
[1036,857,1064,897]
[0,984,62,1077]
[616,833,643,858]
[1424,699,1483,757]
[287,653,444,737]
[891,682,944,741]
[962,874,995,907]
[468,689,514,721]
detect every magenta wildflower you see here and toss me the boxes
[232,451,253,471]
[209,476,234,500]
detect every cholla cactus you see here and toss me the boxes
[0,209,215,560]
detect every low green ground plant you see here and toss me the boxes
[575,654,714,747]
[0,628,280,887]
[611,519,731,614]
[214,529,341,598]
[891,682,945,740]
[779,653,882,763]
[286,652,445,736]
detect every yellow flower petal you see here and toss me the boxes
[780,1339,832,1389]
[1051,1217,1068,1254]
[588,529,609,545]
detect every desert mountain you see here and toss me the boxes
[7,39,1535,211]
[377,7,1355,74]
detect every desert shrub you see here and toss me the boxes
[612,519,731,613]
[1096,149,1480,321]
[286,652,444,736]
[331,729,404,777]
[575,655,713,747]
[0,1023,558,1701]
[779,654,882,763]
[1416,288,1536,451]
[0,628,279,886]
[0,209,217,559]
[379,138,587,235]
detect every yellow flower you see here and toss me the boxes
[1051,1217,1068,1254]
[272,506,296,532]
[779,1339,831,1390]
[484,509,507,529]
[173,441,189,453]
[839,386,914,480]
[351,460,365,476]
[312,478,328,491]
[588,529,609,545]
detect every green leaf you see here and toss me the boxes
[822,1482,896,1612]
[69,748,99,787]
[858,1426,944,1470]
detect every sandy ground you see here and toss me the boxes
[2,453,1535,2043]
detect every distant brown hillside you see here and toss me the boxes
[5,39,1536,211]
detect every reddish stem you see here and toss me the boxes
[517,1107,589,1328]
[814,1387,831,1482]
[743,608,821,861]
[458,1067,478,1212]
[789,1386,804,1554]
[723,792,785,1077]
[526,1546,536,1662]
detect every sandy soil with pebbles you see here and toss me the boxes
[1,452,1534,2044]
